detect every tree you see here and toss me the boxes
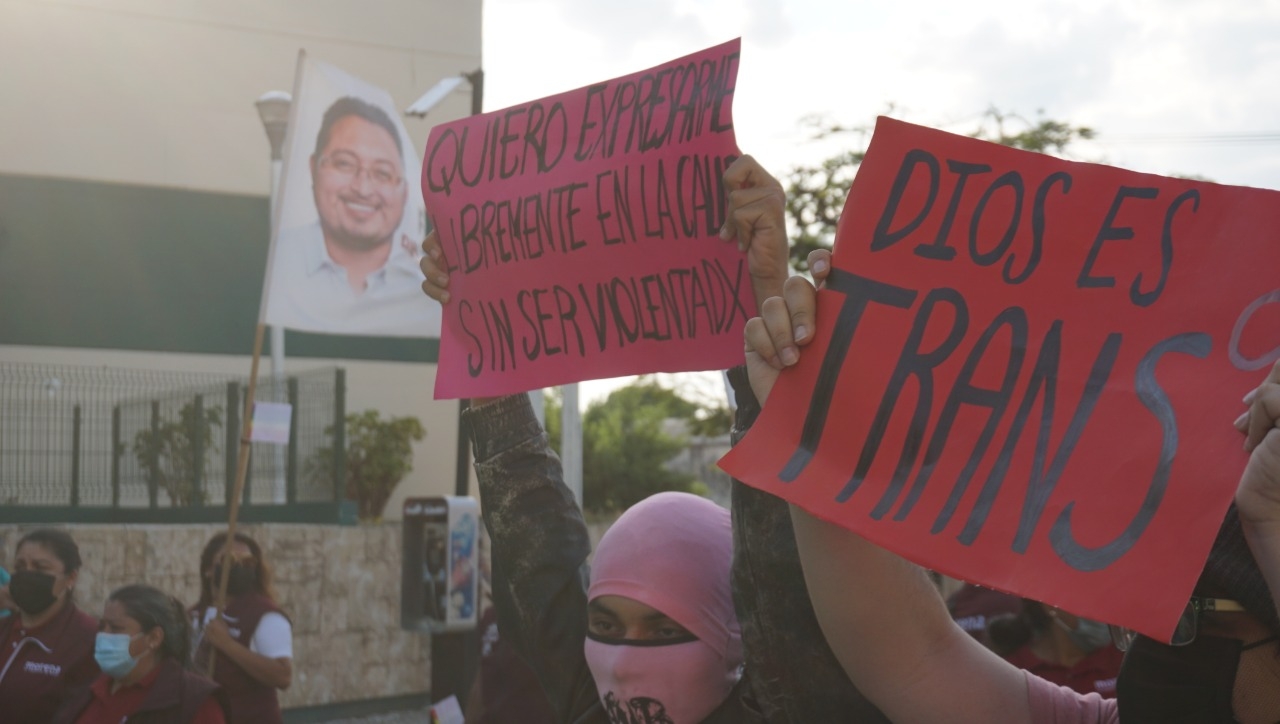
[544,379,727,513]
[307,409,425,521]
[580,381,698,512]
[783,107,1096,272]
[132,400,222,506]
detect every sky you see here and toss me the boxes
[479,0,1280,405]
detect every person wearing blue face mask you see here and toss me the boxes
[0,565,12,618]
[52,584,228,724]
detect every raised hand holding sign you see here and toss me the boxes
[721,117,1280,643]
[422,39,752,398]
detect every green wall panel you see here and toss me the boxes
[0,174,438,363]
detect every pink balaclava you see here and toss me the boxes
[584,491,744,724]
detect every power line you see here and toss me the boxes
[1094,132,1280,146]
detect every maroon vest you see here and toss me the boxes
[51,658,229,724]
[196,594,288,724]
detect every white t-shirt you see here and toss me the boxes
[262,221,439,337]
[195,607,293,660]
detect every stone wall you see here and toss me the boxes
[0,523,429,710]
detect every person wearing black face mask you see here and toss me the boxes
[0,528,100,724]
[190,532,292,724]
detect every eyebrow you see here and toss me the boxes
[587,601,682,626]
[587,601,619,617]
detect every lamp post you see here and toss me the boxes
[256,90,291,504]
[406,69,512,496]
[408,70,582,506]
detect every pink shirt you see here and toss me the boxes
[1025,671,1119,723]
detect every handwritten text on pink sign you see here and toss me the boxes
[423,39,749,398]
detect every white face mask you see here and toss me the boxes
[585,635,740,724]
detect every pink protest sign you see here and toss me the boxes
[720,117,1280,643]
[423,39,749,398]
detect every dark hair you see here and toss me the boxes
[194,532,277,611]
[17,528,82,574]
[109,584,193,666]
[313,96,404,160]
[1195,505,1280,637]
[985,599,1053,657]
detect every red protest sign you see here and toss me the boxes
[720,117,1280,643]
[422,39,749,398]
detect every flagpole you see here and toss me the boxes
[257,91,292,505]
[206,322,267,677]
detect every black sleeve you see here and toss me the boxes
[465,394,600,721]
[725,366,891,723]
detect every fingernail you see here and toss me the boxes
[1244,389,1258,404]
[428,246,441,260]
[1234,412,1248,428]
[812,259,828,273]
[440,292,450,304]
[719,225,731,240]
[781,347,798,366]
[436,274,449,286]
[794,325,808,341]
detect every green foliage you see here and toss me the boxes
[581,382,698,513]
[782,107,1096,272]
[969,106,1096,155]
[132,400,222,506]
[307,409,425,521]
[783,115,874,273]
[544,379,729,513]
[543,388,563,452]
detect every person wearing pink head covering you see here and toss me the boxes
[584,492,744,723]
[426,155,890,724]
[465,392,757,724]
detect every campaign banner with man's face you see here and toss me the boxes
[259,51,440,338]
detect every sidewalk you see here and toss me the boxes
[316,710,431,724]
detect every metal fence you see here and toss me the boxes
[0,363,348,524]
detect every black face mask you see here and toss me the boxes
[1116,633,1240,723]
[214,565,259,597]
[9,570,59,616]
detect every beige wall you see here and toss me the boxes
[0,0,483,514]
[0,522,431,708]
[0,0,480,194]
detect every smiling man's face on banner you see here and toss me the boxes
[310,110,408,254]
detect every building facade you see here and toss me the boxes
[0,0,483,520]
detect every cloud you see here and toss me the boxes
[745,0,793,47]
[555,0,711,56]
[483,0,1280,188]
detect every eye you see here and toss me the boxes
[330,156,358,174]
[372,166,398,185]
[653,622,693,640]
[588,617,621,637]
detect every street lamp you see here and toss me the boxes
[407,69,583,507]
[407,70,500,503]
[256,90,291,504]
[255,91,291,163]
[405,69,484,118]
